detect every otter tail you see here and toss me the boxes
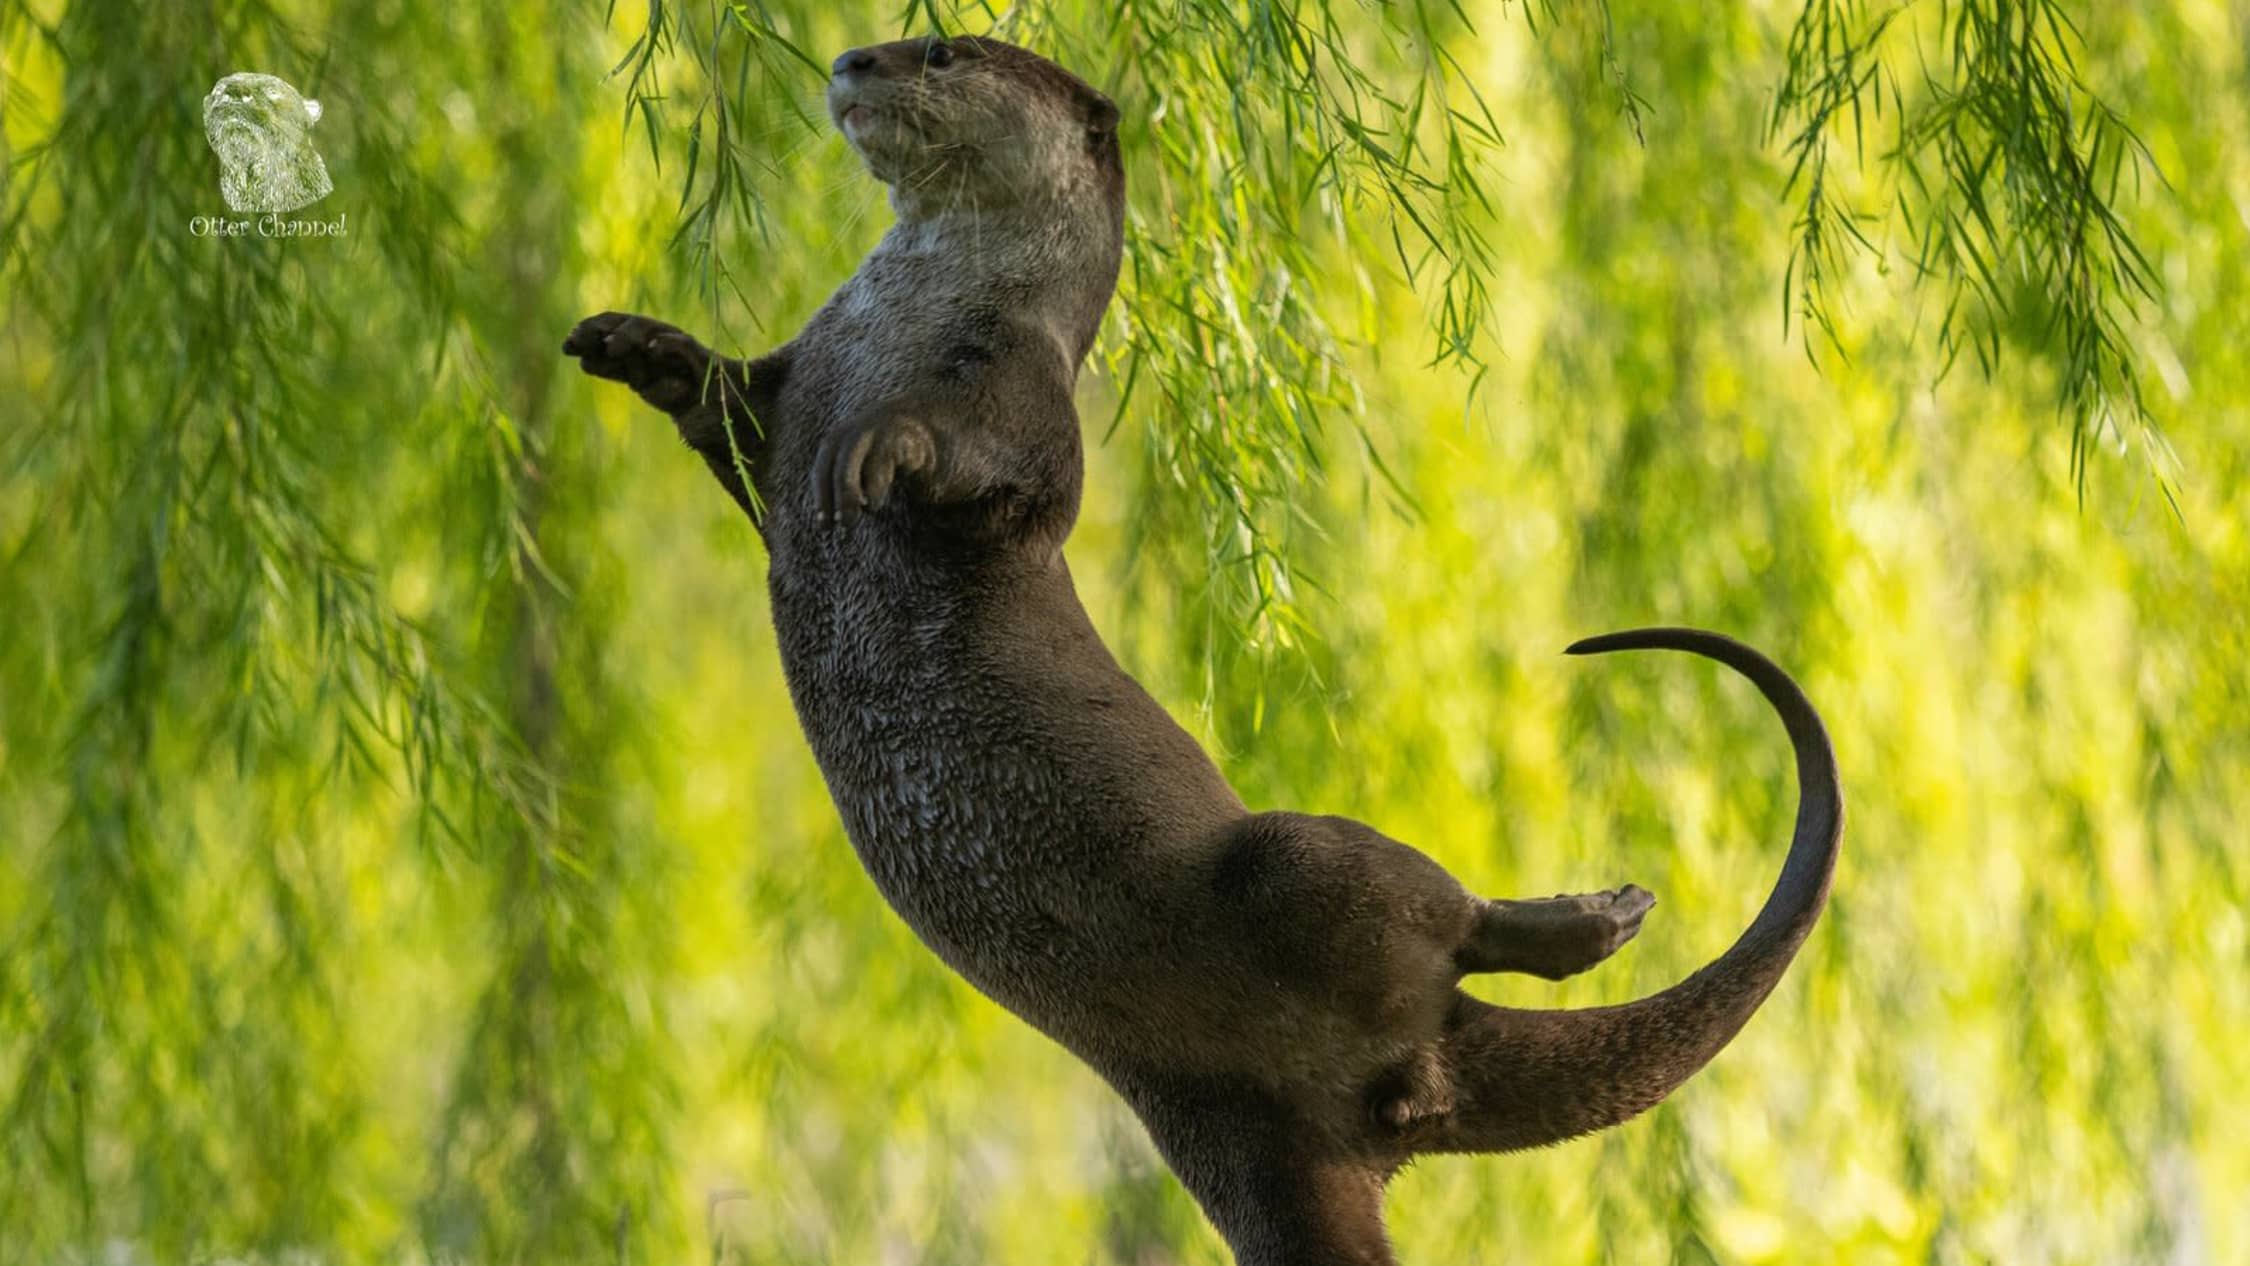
[1420,627,1843,1154]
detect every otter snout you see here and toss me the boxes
[824,44,891,137]
[826,40,941,159]
[830,40,943,82]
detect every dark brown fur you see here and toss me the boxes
[564,36,1843,1264]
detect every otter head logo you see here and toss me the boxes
[203,72,331,214]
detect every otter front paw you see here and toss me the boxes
[812,415,937,527]
[563,311,716,416]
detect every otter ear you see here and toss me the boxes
[305,98,323,125]
[1082,91,1119,136]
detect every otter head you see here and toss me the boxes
[826,37,1121,222]
[203,72,332,214]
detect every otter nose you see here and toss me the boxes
[831,48,877,79]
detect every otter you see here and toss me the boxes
[565,36,1842,1265]
[203,72,332,214]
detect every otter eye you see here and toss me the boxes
[925,41,955,70]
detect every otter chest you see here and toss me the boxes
[764,546,1076,893]
[771,598,1100,992]
[778,240,1041,428]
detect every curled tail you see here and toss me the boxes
[1421,627,1844,1154]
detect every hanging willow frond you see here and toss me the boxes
[612,0,2170,672]
[1770,0,2166,494]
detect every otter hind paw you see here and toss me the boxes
[1460,883,1656,981]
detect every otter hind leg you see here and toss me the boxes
[1119,1074,1400,1266]
[1456,885,1655,981]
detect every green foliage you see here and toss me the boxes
[2,1,2244,1264]
[1770,0,2166,492]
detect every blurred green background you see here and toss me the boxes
[2,0,2245,1262]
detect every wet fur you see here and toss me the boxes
[566,36,1843,1265]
